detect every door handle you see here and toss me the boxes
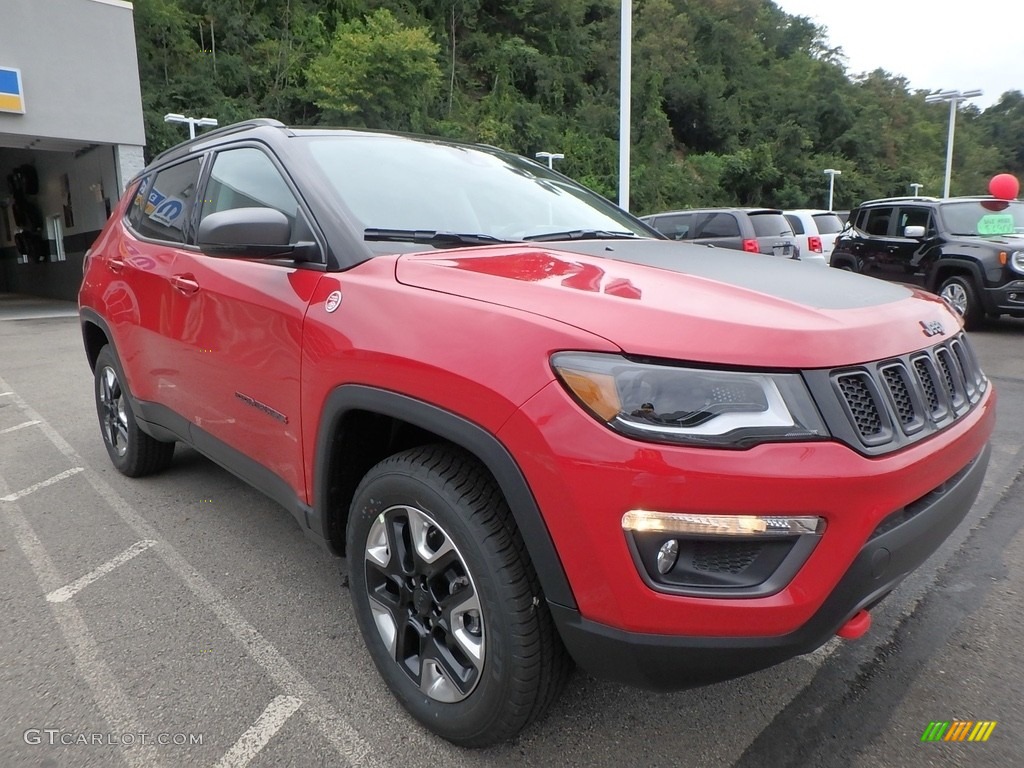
[107,258,125,273]
[171,273,200,296]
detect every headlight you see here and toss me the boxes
[551,352,829,448]
[1011,250,1024,275]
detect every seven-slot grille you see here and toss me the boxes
[826,333,986,453]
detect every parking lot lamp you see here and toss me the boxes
[924,89,982,198]
[535,151,565,170]
[823,168,842,211]
[910,182,923,196]
[164,113,219,140]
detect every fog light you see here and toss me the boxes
[622,510,825,537]
[657,539,679,574]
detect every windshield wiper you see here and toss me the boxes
[364,228,511,248]
[522,229,643,242]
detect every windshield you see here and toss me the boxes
[940,200,1024,237]
[300,134,650,246]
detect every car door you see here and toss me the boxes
[113,157,205,410]
[854,205,897,276]
[169,145,325,500]
[692,211,742,250]
[886,206,935,285]
[650,213,694,241]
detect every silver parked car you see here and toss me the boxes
[640,207,806,261]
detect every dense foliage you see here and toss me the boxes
[134,0,1024,214]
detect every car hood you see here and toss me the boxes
[395,240,961,368]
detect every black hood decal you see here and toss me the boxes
[544,239,912,310]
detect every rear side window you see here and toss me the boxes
[784,214,805,235]
[863,207,895,236]
[748,213,792,237]
[654,213,693,240]
[127,158,203,244]
[812,213,843,234]
[697,212,740,238]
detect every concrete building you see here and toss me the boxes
[0,0,145,300]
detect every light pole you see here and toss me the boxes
[924,89,982,198]
[823,168,842,211]
[535,151,565,170]
[164,113,219,140]
[909,182,923,197]
[619,0,632,211]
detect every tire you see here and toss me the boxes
[939,275,983,330]
[347,445,571,747]
[94,346,175,477]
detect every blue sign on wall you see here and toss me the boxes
[0,67,25,114]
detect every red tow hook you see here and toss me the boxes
[836,610,872,640]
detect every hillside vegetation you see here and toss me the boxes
[136,0,1024,213]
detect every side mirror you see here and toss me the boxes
[904,225,926,239]
[198,207,317,260]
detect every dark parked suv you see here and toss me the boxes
[640,207,800,259]
[830,196,1024,328]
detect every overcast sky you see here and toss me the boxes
[773,0,1023,110]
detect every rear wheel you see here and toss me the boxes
[94,346,174,477]
[939,275,983,330]
[346,445,571,746]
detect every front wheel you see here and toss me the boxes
[939,275,983,330]
[346,445,570,746]
[93,346,174,477]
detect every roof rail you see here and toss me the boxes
[151,118,288,165]
[858,195,940,205]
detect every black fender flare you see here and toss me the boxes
[927,257,985,291]
[312,385,577,609]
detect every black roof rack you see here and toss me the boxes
[150,118,288,166]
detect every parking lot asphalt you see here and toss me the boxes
[1,296,1022,767]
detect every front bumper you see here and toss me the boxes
[985,280,1024,314]
[550,443,990,688]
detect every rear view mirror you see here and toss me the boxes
[904,225,926,238]
[198,207,315,259]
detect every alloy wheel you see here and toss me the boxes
[98,365,129,458]
[363,505,485,703]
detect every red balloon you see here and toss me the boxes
[989,173,1020,200]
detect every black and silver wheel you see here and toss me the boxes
[94,346,174,477]
[939,275,983,330]
[347,445,570,746]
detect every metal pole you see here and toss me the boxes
[827,175,835,211]
[618,1,632,211]
[187,119,197,140]
[942,97,956,198]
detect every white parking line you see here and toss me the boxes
[215,696,303,768]
[0,475,163,768]
[46,539,158,603]
[0,377,375,767]
[1,466,84,502]
[0,419,40,434]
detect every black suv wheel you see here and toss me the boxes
[939,275,983,329]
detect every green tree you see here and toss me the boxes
[307,9,442,130]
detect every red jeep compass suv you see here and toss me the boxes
[79,119,994,746]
